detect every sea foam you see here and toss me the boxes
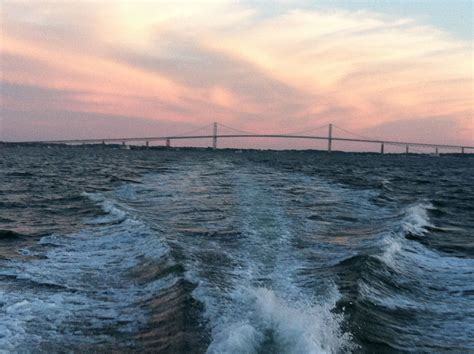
[401,202,434,236]
[202,285,354,354]
[0,192,171,350]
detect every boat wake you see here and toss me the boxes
[0,193,175,351]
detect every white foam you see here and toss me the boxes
[208,321,263,354]
[377,202,435,268]
[115,184,139,201]
[76,165,367,353]
[163,167,358,354]
[401,202,434,236]
[363,229,474,347]
[81,191,104,203]
[82,192,128,224]
[204,286,354,354]
[0,195,171,350]
[377,237,403,269]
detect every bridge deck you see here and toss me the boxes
[23,134,474,151]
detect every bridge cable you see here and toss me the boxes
[285,123,329,136]
[170,123,215,137]
[217,122,259,135]
[332,124,378,141]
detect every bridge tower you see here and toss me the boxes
[213,122,218,149]
[380,143,384,154]
[328,124,332,152]
[166,138,171,148]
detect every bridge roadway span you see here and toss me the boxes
[29,134,473,153]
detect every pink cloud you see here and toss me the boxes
[1,2,472,147]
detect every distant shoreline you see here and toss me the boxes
[1,141,472,156]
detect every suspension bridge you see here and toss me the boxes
[26,122,473,154]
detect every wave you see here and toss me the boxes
[109,175,142,184]
[203,286,354,354]
[0,193,175,351]
[376,201,434,269]
[0,229,26,241]
[81,192,128,224]
[401,202,434,236]
[167,166,359,354]
[360,200,474,351]
[361,238,474,349]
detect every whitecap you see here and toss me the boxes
[82,192,128,224]
[203,285,355,354]
[401,202,434,236]
[0,196,171,350]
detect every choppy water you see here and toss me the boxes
[1,146,473,353]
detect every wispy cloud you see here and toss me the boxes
[1,1,472,145]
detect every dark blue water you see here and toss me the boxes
[1,146,473,353]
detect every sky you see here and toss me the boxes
[1,0,473,149]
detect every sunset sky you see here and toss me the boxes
[1,1,473,149]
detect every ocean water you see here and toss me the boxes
[1,146,473,353]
